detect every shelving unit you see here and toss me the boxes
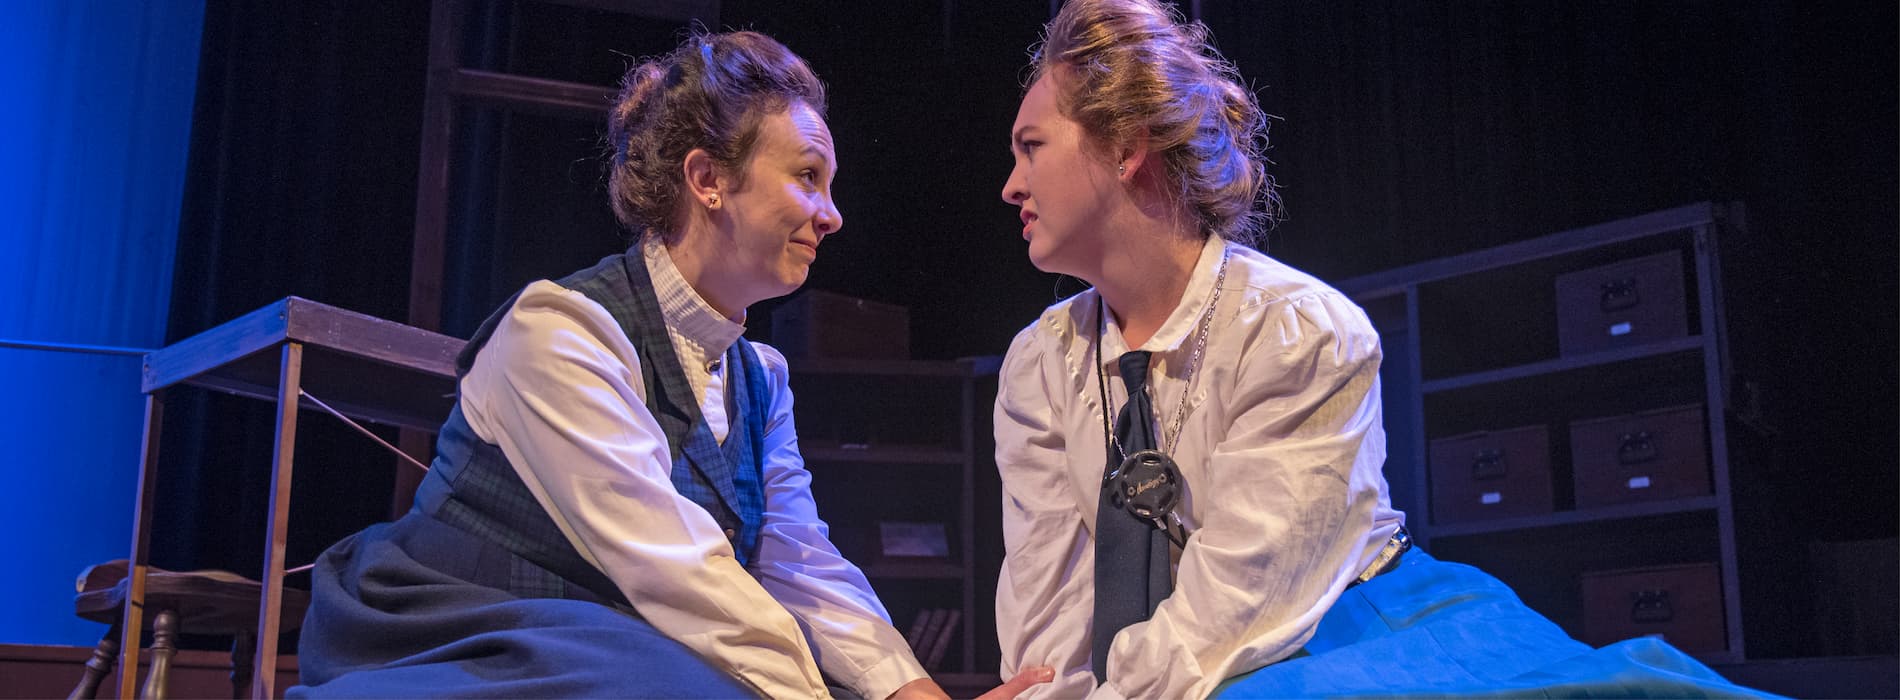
[1336,202,1749,663]
[786,355,1002,682]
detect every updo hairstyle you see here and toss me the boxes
[1032,0,1281,243]
[608,31,827,242]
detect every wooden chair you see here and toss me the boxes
[69,559,311,700]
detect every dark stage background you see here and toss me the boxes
[153,0,1894,660]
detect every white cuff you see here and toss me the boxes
[843,650,930,700]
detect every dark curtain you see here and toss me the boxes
[157,0,430,582]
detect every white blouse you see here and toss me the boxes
[994,234,1407,700]
[458,238,926,700]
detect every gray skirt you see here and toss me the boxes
[288,510,762,699]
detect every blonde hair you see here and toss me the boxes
[1031,0,1280,243]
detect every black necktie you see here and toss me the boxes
[1091,350,1174,683]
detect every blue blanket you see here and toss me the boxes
[1215,551,1775,698]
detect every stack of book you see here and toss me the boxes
[903,607,962,671]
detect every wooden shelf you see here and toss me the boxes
[1335,202,1723,298]
[792,356,998,674]
[1342,204,1756,659]
[803,444,967,465]
[1421,335,1704,394]
[1432,495,1720,538]
[864,560,968,580]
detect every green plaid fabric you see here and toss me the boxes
[558,252,767,566]
[411,249,770,605]
[415,405,624,603]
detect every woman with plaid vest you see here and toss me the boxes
[292,31,1045,700]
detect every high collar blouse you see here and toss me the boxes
[456,236,927,700]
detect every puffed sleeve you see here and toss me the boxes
[994,321,1099,699]
[747,342,932,700]
[459,282,831,699]
[1097,291,1392,700]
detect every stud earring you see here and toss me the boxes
[707,194,719,208]
[1118,164,1127,175]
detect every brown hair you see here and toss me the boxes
[608,31,827,242]
[1031,0,1280,243]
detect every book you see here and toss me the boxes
[913,608,949,662]
[904,607,938,652]
[923,608,962,671]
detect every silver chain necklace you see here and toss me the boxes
[1097,249,1229,457]
[1095,249,1229,542]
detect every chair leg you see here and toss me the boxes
[140,609,177,700]
[67,622,120,700]
[230,629,255,700]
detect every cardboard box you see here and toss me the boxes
[1580,562,1726,653]
[1429,425,1554,524]
[1555,250,1689,356]
[771,289,909,360]
[1571,404,1710,510]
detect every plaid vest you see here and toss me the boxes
[410,250,771,604]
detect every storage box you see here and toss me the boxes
[1429,425,1553,524]
[1555,250,1689,356]
[1570,404,1710,510]
[1580,562,1726,653]
[771,290,910,360]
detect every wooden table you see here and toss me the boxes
[122,297,463,698]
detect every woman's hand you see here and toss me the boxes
[885,666,1054,700]
[975,666,1055,700]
